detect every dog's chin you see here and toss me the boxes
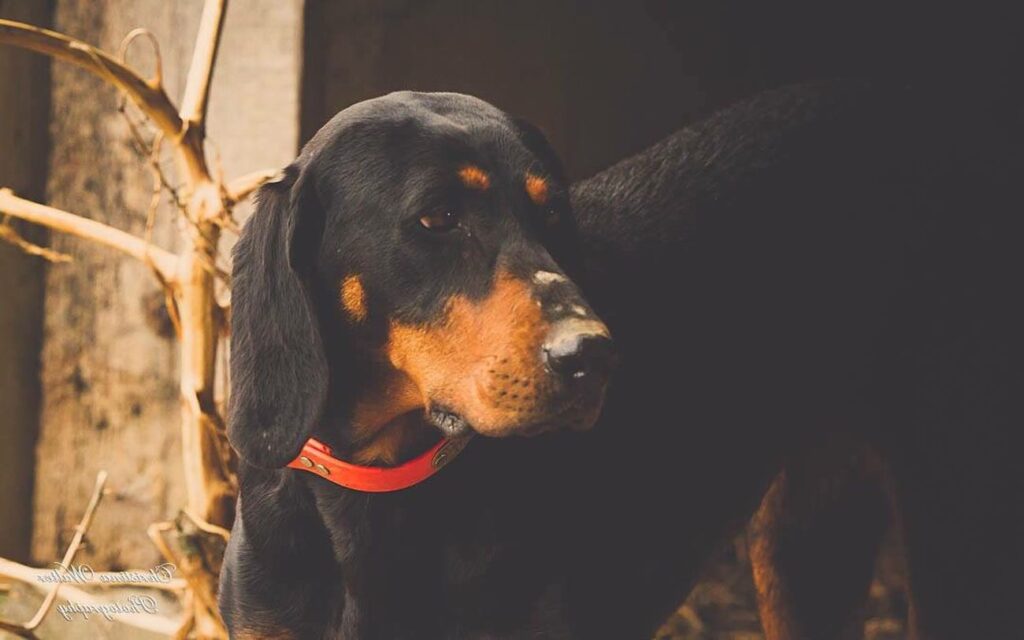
[428,399,604,439]
[427,407,473,438]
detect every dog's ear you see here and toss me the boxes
[228,165,328,468]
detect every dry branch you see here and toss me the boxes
[148,520,227,639]
[0,2,280,637]
[0,558,182,637]
[180,0,227,127]
[0,560,186,593]
[0,20,180,142]
[119,28,164,88]
[0,18,210,182]
[0,189,179,282]
[0,472,107,638]
[225,168,278,204]
[0,221,72,263]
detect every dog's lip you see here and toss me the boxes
[427,406,473,437]
[517,397,599,435]
[430,394,598,439]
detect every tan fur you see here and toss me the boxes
[347,267,607,462]
[348,368,423,464]
[749,474,793,640]
[525,173,549,205]
[340,274,368,322]
[386,268,554,436]
[351,413,425,465]
[458,165,490,190]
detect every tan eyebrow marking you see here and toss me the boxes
[458,165,491,190]
[525,173,549,205]
[341,275,368,322]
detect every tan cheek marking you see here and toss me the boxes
[340,275,368,322]
[525,173,549,205]
[346,273,549,460]
[386,269,549,431]
[458,165,490,190]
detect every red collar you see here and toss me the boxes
[286,436,472,492]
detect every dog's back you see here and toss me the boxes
[567,82,1023,638]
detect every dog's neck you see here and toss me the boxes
[296,428,576,638]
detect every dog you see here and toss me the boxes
[220,91,617,638]
[220,83,1023,639]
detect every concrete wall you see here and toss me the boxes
[0,0,52,563]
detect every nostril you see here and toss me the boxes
[543,338,584,378]
[543,333,616,380]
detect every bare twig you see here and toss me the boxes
[144,133,167,252]
[148,521,227,638]
[0,20,182,144]
[182,509,231,543]
[2,5,238,638]
[0,18,211,182]
[118,28,163,87]
[0,472,107,637]
[180,0,227,127]
[0,219,72,263]
[0,189,179,282]
[119,103,188,213]
[0,558,186,593]
[174,591,197,639]
[225,168,278,204]
[0,559,182,637]
[27,471,108,629]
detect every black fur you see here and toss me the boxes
[229,164,329,469]
[223,91,592,638]
[221,83,1023,638]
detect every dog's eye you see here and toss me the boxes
[419,209,460,232]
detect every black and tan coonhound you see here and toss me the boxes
[219,83,1023,639]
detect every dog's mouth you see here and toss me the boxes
[428,406,473,438]
[427,388,605,440]
[427,407,559,439]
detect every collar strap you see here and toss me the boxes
[286,436,472,492]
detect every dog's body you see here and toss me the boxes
[220,83,1023,639]
[566,82,1023,639]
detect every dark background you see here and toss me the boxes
[302,1,1021,180]
[1,1,1018,637]
[298,3,1019,637]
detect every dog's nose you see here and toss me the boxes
[542,320,615,380]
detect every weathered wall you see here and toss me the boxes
[29,0,302,570]
[0,0,52,563]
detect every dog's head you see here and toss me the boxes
[229,92,615,469]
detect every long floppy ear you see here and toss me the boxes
[228,166,328,468]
